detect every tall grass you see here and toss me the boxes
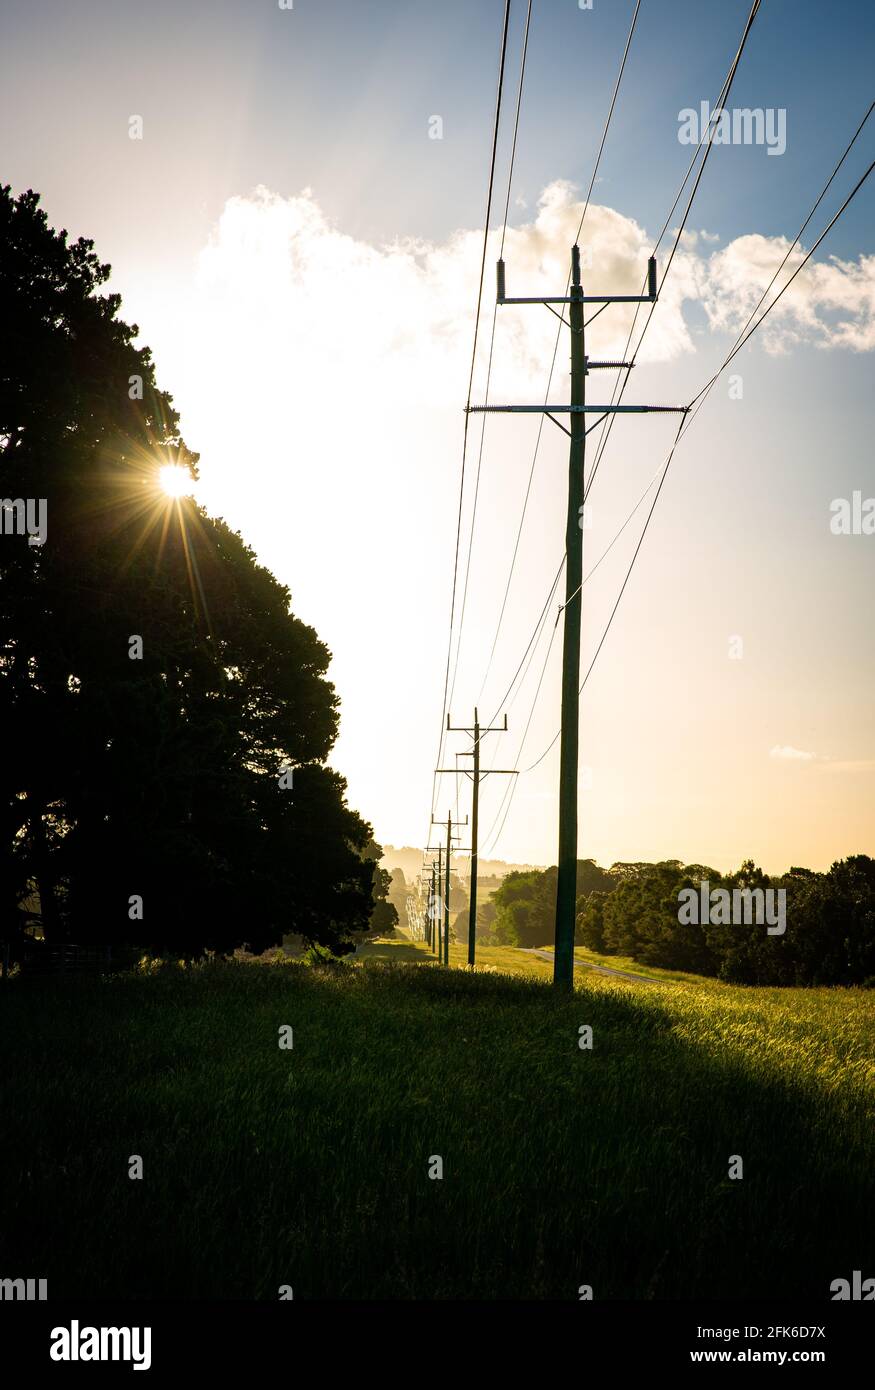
[1,955,872,1299]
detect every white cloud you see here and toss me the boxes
[769,747,875,771]
[172,179,711,611]
[675,227,720,249]
[699,236,875,353]
[187,183,875,458]
[192,181,702,403]
[769,745,817,761]
[142,181,873,851]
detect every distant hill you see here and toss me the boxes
[381,844,543,884]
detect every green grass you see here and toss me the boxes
[1,953,873,1299]
[367,932,708,984]
[361,933,557,979]
[570,945,712,985]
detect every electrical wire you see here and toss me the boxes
[475,0,644,709]
[478,0,767,853]
[583,0,762,505]
[477,0,760,728]
[486,91,874,848]
[428,0,513,843]
[481,601,562,854]
[520,139,875,779]
[447,0,532,723]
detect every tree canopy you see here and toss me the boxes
[0,185,378,957]
[577,856,875,985]
[484,851,875,985]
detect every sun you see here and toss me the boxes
[159,465,194,498]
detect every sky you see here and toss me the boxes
[3,0,874,874]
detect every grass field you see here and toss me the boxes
[1,941,873,1299]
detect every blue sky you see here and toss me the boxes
[4,1,874,257]
[3,0,874,871]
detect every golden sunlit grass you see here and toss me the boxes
[2,953,872,1297]
[361,935,875,1114]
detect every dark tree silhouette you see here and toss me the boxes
[576,855,875,985]
[362,841,399,936]
[0,186,375,956]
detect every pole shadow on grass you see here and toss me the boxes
[0,961,872,1299]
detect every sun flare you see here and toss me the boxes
[159,465,194,499]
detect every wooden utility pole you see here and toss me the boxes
[430,813,469,966]
[440,711,515,965]
[468,247,685,989]
[444,814,453,968]
[424,843,445,957]
[434,847,442,955]
[555,245,586,989]
[418,865,431,947]
[428,862,436,950]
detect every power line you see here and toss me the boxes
[501,0,534,258]
[473,3,765,865]
[478,446,666,758]
[477,0,759,724]
[575,0,642,242]
[519,135,875,781]
[469,250,688,986]
[500,88,868,739]
[428,0,513,844]
[684,107,875,424]
[484,447,667,834]
[479,553,564,733]
[477,443,669,847]
[486,109,875,848]
[480,0,767,851]
[439,0,871,878]
[522,414,685,775]
[482,601,561,855]
[475,0,643,710]
[447,0,533,726]
[583,0,762,505]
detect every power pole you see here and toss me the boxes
[469,247,686,989]
[430,813,469,966]
[424,843,446,957]
[415,868,430,944]
[557,245,587,992]
[427,862,436,949]
[434,847,442,955]
[440,710,516,965]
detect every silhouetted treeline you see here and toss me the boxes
[0,186,381,957]
[486,856,875,986]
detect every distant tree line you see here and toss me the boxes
[365,850,399,936]
[477,860,613,951]
[484,856,875,986]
